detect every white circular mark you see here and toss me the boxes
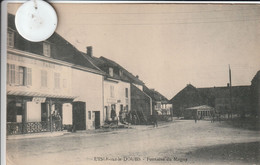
[15,0,58,42]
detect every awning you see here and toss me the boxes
[186,105,214,110]
[7,90,77,99]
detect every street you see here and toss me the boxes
[6,120,260,165]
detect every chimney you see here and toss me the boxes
[86,46,93,57]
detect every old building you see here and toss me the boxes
[143,87,171,116]
[198,85,250,118]
[6,14,104,135]
[170,84,250,118]
[169,84,207,117]
[96,57,170,124]
[88,55,156,124]
[251,70,260,118]
[84,54,131,124]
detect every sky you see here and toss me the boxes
[8,3,260,99]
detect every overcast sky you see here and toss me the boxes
[8,3,260,99]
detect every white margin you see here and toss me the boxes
[1,1,260,165]
[1,2,7,165]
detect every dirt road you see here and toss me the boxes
[6,120,260,165]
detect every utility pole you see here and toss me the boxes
[229,65,233,119]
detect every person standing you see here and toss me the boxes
[111,106,116,121]
[153,112,158,128]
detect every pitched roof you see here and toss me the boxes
[95,56,145,85]
[170,84,250,104]
[8,14,104,75]
[198,85,250,99]
[143,85,169,102]
[251,70,260,83]
[88,56,129,82]
[170,84,201,103]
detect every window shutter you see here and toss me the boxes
[27,68,32,86]
[15,65,19,85]
[24,67,27,86]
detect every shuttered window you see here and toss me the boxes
[125,88,128,98]
[7,64,15,84]
[7,30,14,47]
[54,73,60,89]
[41,70,48,87]
[43,42,51,57]
[7,64,32,86]
[110,85,115,98]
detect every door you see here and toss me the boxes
[73,102,86,130]
[94,111,100,129]
[62,103,72,125]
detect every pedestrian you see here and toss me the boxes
[211,112,215,123]
[194,114,197,123]
[119,109,123,123]
[111,107,116,121]
[133,114,137,125]
[153,112,158,128]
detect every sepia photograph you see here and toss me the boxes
[2,1,260,165]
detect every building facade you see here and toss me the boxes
[170,84,251,118]
[6,14,104,134]
[86,54,131,124]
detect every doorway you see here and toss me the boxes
[73,101,86,130]
[94,111,100,129]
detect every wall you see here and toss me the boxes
[103,79,131,121]
[7,52,72,97]
[72,69,103,129]
[7,51,74,124]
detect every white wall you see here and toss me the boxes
[7,53,72,97]
[103,79,130,120]
[72,69,103,129]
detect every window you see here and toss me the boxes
[27,68,32,86]
[7,30,14,47]
[41,70,48,87]
[109,67,113,77]
[19,66,26,85]
[63,79,67,88]
[7,64,32,86]
[110,85,115,98]
[54,73,60,89]
[119,70,123,77]
[125,88,128,98]
[88,111,91,120]
[43,42,51,57]
[7,64,15,84]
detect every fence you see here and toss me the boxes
[7,121,62,135]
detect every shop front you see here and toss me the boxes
[6,91,76,135]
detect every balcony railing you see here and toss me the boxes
[7,121,62,135]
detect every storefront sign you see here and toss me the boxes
[16,103,22,107]
[32,97,46,103]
